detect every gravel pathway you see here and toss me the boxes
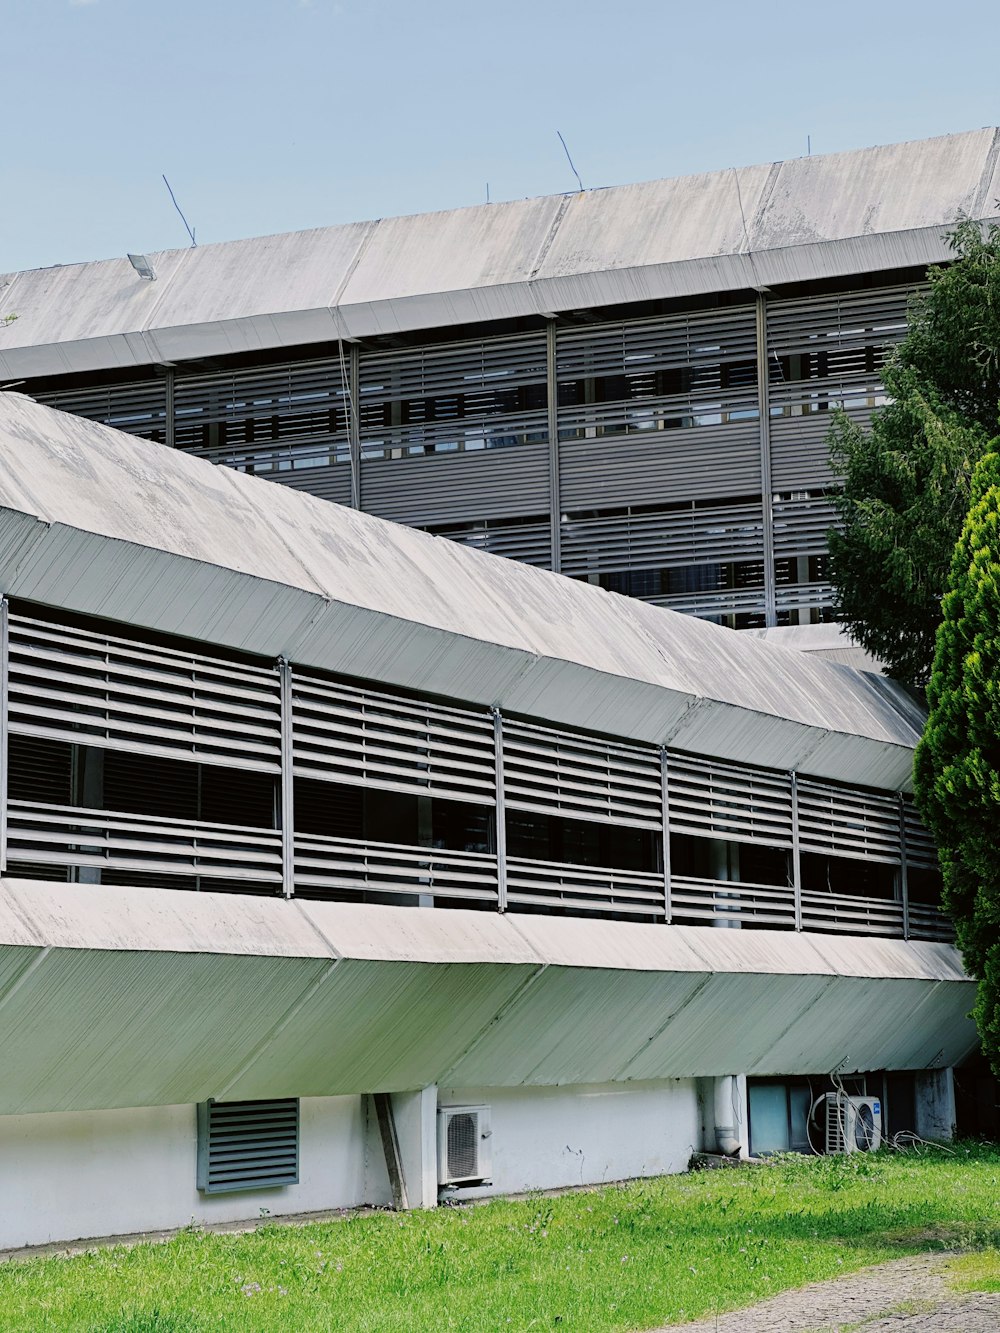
[658,1252,1000,1331]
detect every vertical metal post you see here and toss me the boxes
[790,770,802,930]
[0,597,8,874]
[164,367,176,451]
[349,342,362,511]
[492,708,508,913]
[279,657,295,899]
[755,292,777,627]
[660,748,672,924]
[546,320,561,573]
[899,794,910,941]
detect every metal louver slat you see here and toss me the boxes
[560,500,764,577]
[772,495,839,557]
[33,379,168,440]
[902,799,938,870]
[797,778,901,863]
[198,1099,299,1193]
[421,517,551,567]
[174,357,350,465]
[292,674,496,805]
[558,423,761,509]
[503,720,661,828]
[667,755,794,847]
[358,330,548,460]
[360,443,549,525]
[8,615,282,772]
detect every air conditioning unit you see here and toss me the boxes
[822,1093,882,1154]
[437,1105,492,1186]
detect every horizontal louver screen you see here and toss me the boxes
[667,755,794,847]
[359,331,547,459]
[902,799,938,870]
[174,357,350,466]
[503,720,661,828]
[8,615,282,773]
[292,673,495,805]
[797,778,901,863]
[35,379,168,441]
[197,1099,299,1194]
[560,499,764,577]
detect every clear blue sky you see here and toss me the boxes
[4,0,999,272]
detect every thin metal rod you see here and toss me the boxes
[279,657,295,899]
[373,1092,409,1211]
[349,343,361,510]
[899,794,910,940]
[660,748,672,924]
[790,771,802,930]
[546,320,561,572]
[493,708,508,913]
[0,598,8,873]
[756,293,777,627]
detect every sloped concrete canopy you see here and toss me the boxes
[0,882,976,1115]
[0,129,997,378]
[0,393,924,789]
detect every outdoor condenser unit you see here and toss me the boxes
[821,1093,883,1154]
[437,1105,492,1186]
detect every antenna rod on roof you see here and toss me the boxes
[807,134,812,155]
[162,174,197,247]
[486,181,490,204]
[556,131,585,193]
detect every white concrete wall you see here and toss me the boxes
[0,1096,391,1251]
[438,1079,700,1197]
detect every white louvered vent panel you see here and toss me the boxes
[8,614,282,772]
[560,500,764,577]
[359,330,548,458]
[34,379,168,440]
[556,305,759,439]
[292,674,496,805]
[174,357,350,460]
[503,720,661,828]
[667,756,794,847]
[902,799,938,870]
[797,778,901,863]
[198,1100,299,1194]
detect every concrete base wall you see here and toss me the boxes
[0,1079,702,1249]
[438,1079,701,1197]
[0,1096,391,1252]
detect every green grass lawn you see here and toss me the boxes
[2,1144,999,1332]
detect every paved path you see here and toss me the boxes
[659,1253,1000,1331]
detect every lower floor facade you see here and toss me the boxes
[0,1070,960,1252]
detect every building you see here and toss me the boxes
[3,128,999,643]
[0,390,975,1249]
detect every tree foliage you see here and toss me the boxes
[913,450,1000,1077]
[829,218,1000,687]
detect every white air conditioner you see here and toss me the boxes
[437,1105,492,1185]
[822,1093,882,1154]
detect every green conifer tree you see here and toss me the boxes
[913,450,1000,1076]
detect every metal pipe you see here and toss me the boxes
[714,1075,742,1157]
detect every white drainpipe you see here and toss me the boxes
[714,1074,742,1157]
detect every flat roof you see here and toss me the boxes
[0,391,924,789]
[1,128,997,379]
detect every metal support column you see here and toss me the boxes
[0,598,7,874]
[790,771,802,930]
[755,293,777,627]
[279,657,295,899]
[546,320,561,573]
[349,342,362,511]
[164,367,176,451]
[493,708,508,913]
[660,748,672,923]
[899,795,911,941]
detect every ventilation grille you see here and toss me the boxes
[437,1105,492,1185]
[197,1099,299,1194]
